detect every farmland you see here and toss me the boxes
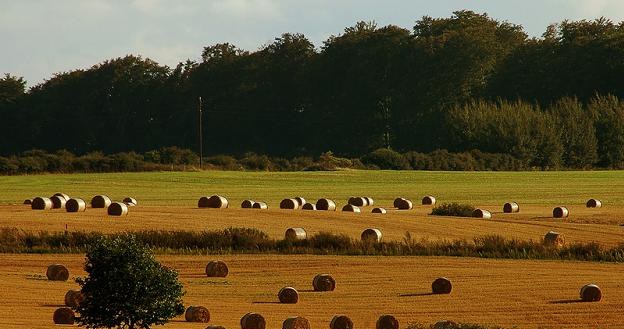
[1,170,624,328]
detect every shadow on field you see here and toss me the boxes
[550,299,584,304]
[252,301,281,304]
[42,304,65,307]
[398,292,434,297]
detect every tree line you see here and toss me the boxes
[2,11,624,169]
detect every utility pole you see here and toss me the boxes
[198,96,203,169]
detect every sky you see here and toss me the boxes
[2,0,624,87]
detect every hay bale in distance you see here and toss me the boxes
[185,305,210,322]
[394,197,413,210]
[316,198,336,211]
[282,316,310,329]
[472,208,492,219]
[278,286,299,304]
[241,199,255,208]
[66,198,86,212]
[553,206,569,218]
[342,204,361,213]
[280,198,299,209]
[330,315,353,329]
[64,290,85,308]
[586,199,602,208]
[348,197,367,207]
[252,201,268,209]
[371,207,387,214]
[503,202,520,213]
[53,307,75,324]
[90,195,112,208]
[50,195,67,209]
[23,199,32,205]
[285,227,307,241]
[205,260,228,277]
[294,197,306,208]
[364,196,374,206]
[422,195,436,205]
[580,284,602,302]
[198,195,229,208]
[361,228,382,243]
[53,192,70,201]
[32,197,52,210]
[432,277,452,294]
[241,312,266,329]
[312,274,336,291]
[302,203,316,210]
[108,202,128,216]
[543,231,565,247]
[376,315,399,329]
[123,197,137,206]
[46,264,69,281]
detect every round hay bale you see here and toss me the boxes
[66,198,86,212]
[364,196,374,206]
[282,316,310,329]
[53,307,75,324]
[205,260,228,277]
[330,315,353,329]
[580,284,602,302]
[342,204,361,213]
[285,227,307,241]
[50,195,67,209]
[64,289,85,308]
[472,208,492,219]
[348,197,367,207]
[586,199,602,208]
[432,277,452,294]
[123,197,137,206]
[32,197,53,210]
[294,197,306,208]
[107,202,128,216]
[394,197,413,210]
[503,202,520,213]
[553,206,569,218]
[371,207,387,214]
[302,203,316,210]
[278,286,299,304]
[361,228,382,243]
[198,195,229,208]
[433,320,459,329]
[53,192,70,201]
[376,315,399,329]
[252,201,268,209]
[241,312,266,329]
[543,231,565,247]
[422,195,436,205]
[23,199,33,205]
[312,274,336,291]
[316,198,336,211]
[185,305,210,322]
[280,198,299,209]
[46,264,69,281]
[90,195,111,208]
[241,199,255,208]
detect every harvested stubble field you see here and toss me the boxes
[1,170,624,246]
[1,253,622,329]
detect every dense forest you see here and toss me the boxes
[2,11,624,170]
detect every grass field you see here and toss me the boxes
[1,254,622,329]
[2,170,624,328]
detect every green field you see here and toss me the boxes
[2,170,624,206]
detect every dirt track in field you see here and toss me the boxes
[1,203,623,247]
[1,253,622,329]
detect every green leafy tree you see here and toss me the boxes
[75,235,184,329]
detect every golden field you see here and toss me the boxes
[0,254,622,329]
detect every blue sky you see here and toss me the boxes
[2,0,624,86]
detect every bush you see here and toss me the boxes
[431,203,476,217]
[76,235,185,328]
[361,148,411,170]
